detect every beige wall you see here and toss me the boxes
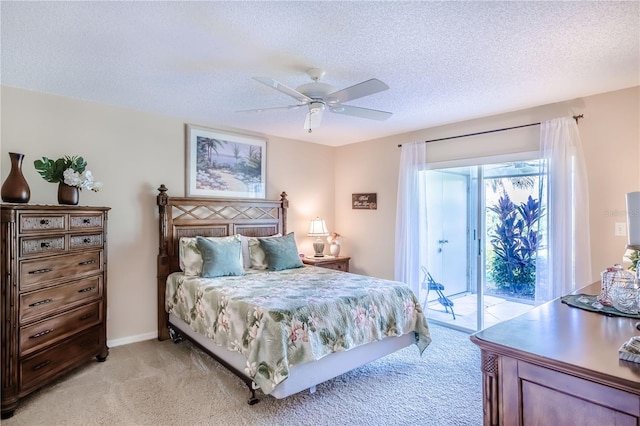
[336,86,640,282]
[2,85,638,345]
[0,87,335,346]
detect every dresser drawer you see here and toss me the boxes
[19,214,66,233]
[20,301,102,356]
[69,214,103,230]
[20,251,102,290]
[20,327,102,394]
[324,262,348,271]
[70,233,103,249]
[21,236,66,256]
[20,276,102,324]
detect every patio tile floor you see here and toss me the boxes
[426,292,533,331]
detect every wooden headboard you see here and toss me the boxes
[156,184,289,340]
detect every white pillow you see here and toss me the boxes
[179,235,240,276]
[241,233,282,269]
[240,235,252,269]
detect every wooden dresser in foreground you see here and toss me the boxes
[470,281,640,426]
[1,204,110,418]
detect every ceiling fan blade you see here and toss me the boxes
[327,79,389,104]
[303,107,324,132]
[252,77,312,104]
[329,104,392,121]
[236,104,303,113]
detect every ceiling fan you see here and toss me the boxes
[240,68,392,133]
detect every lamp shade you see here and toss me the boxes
[308,217,329,236]
[627,191,640,248]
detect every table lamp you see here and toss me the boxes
[627,192,640,249]
[308,217,329,257]
[626,191,640,279]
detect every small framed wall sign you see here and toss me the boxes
[352,193,377,210]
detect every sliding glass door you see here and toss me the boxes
[423,157,544,332]
[425,169,469,297]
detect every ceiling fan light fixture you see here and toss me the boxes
[309,101,325,114]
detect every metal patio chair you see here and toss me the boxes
[421,266,455,320]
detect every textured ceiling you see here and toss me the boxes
[2,1,639,147]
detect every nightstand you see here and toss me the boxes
[302,256,350,272]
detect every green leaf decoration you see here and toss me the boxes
[33,155,87,183]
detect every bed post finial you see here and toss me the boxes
[157,184,170,340]
[280,191,288,235]
[157,185,169,254]
[158,184,168,206]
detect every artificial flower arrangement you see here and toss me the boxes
[624,249,639,273]
[327,232,343,245]
[34,155,102,191]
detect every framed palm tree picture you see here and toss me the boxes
[185,124,266,198]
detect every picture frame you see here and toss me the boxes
[185,124,266,199]
[352,193,377,210]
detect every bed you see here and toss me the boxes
[156,185,431,403]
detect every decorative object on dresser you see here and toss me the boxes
[57,181,79,206]
[1,204,110,419]
[308,217,329,257]
[1,152,31,203]
[470,281,640,426]
[33,155,102,205]
[302,255,350,272]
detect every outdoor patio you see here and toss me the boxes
[426,293,534,331]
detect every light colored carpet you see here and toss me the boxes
[3,324,482,426]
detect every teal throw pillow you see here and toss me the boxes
[196,236,244,278]
[257,232,303,271]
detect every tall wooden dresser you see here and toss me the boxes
[1,204,110,418]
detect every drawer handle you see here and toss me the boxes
[33,360,52,371]
[78,286,95,293]
[30,329,53,339]
[29,298,53,307]
[83,218,91,224]
[79,313,95,321]
[83,238,91,243]
[40,241,51,248]
[28,268,52,275]
[39,219,50,225]
[79,260,96,266]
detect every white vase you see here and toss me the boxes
[329,242,341,256]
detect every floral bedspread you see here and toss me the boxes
[166,265,431,394]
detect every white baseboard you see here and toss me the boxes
[107,331,157,348]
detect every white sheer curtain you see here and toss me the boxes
[394,142,428,297]
[535,116,592,305]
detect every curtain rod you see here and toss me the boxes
[397,114,584,148]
